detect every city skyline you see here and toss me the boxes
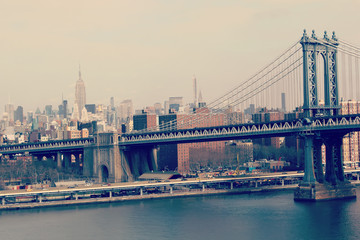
[1,1,360,114]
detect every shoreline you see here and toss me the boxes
[0,185,298,211]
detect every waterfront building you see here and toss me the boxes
[158,114,178,171]
[178,110,225,174]
[133,112,157,131]
[157,107,226,174]
[252,109,284,148]
[225,111,245,125]
[340,100,360,168]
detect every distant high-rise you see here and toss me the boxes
[169,97,183,112]
[45,105,52,116]
[85,104,96,114]
[198,91,206,108]
[110,97,115,110]
[14,106,23,123]
[63,100,68,119]
[118,100,134,122]
[75,65,86,118]
[193,75,197,108]
[4,103,14,123]
[281,93,286,112]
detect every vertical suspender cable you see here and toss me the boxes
[342,51,347,100]
[356,56,360,102]
[349,53,353,100]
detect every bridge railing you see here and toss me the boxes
[120,114,360,144]
[0,138,94,153]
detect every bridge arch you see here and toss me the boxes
[99,165,109,183]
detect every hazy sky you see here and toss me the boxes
[1,0,360,114]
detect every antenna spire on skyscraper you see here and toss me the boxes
[193,74,197,108]
[79,63,82,80]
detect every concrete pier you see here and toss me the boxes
[294,182,356,201]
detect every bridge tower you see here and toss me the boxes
[301,30,340,117]
[295,30,356,201]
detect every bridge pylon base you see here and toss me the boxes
[294,182,356,201]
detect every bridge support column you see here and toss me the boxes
[140,188,143,196]
[295,133,356,201]
[202,184,206,192]
[325,138,337,185]
[281,179,285,186]
[74,154,81,174]
[63,154,71,169]
[75,193,78,201]
[38,195,43,203]
[119,147,133,182]
[357,173,359,182]
[314,139,324,183]
[124,146,159,181]
[255,181,258,188]
[334,137,345,182]
[302,135,316,184]
[83,146,94,178]
[2,197,5,206]
[230,182,233,190]
[170,186,173,194]
[109,191,112,198]
[149,147,158,172]
[56,152,62,169]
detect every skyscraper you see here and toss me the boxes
[118,99,134,122]
[4,103,14,123]
[75,66,86,118]
[110,97,115,110]
[281,92,286,112]
[193,75,197,108]
[62,100,68,119]
[14,106,23,123]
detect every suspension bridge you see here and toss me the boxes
[2,30,360,200]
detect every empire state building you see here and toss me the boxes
[75,67,86,118]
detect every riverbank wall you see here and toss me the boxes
[0,185,299,211]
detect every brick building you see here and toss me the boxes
[340,100,360,168]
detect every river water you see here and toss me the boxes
[1,189,360,240]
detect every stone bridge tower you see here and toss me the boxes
[83,132,158,183]
[295,30,356,201]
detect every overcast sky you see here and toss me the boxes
[1,0,360,114]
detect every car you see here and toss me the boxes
[302,118,312,125]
